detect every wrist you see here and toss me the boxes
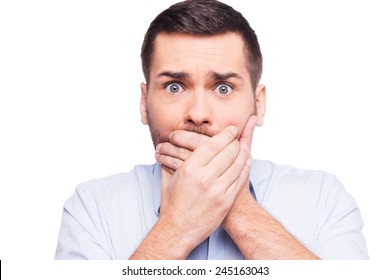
[132,217,195,260]
[222,188,255,231]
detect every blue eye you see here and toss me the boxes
[165,82,183,94]
[215,84,233,95]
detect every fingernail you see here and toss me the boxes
[251,116,258,126]
[155,144,161,153]
[168,131,174,142]
[229,126,237,136]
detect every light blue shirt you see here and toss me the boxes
[55,160,368,259]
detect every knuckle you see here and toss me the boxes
[197,175,211,190]
[192,134,208,148]
[171,158,181,170]
[177,147,188,156]
[236,146,249,164]
[181,163,194,176]
[241,143,250,157]
[223,151,236,164]
[196,173,213,190]
[159,142,167,152]
[215,195,230,212]
[236,153,247,167]
[223,140,240,162]
[206,140,221,154]
[235,176,244,189]
[210,190,223,205]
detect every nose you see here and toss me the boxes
[184,92,212,127]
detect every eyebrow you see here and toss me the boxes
[156,70,243,81]
[157,71,190,79]
[207,70,243,81]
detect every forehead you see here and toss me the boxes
[151,32,249,78]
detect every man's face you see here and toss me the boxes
[141,32,266,147]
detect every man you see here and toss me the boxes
[55,0,368,259]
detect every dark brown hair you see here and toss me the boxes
[141,0,262,91]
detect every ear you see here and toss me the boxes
[255,84,267,126]
[140,82,149,125]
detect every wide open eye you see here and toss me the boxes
[215,83,233,95]
[165,82,184,94]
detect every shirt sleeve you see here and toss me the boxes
[55,185,113,260]
[313,176,369,259]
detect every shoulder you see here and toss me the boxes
[251,159,335,179]
[249,159,354,233]
[249,160,367,257]
[64,164,159,212]
[57,164,160,260]
[74,164,156,196]
[250,159,340,197]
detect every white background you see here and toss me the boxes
[1,0,389,270]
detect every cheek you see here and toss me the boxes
[212,114,248,140]
[233,117,251,138]
[148,99,182,132]
[216,101,254,130]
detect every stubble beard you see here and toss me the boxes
[146,107,214,149]
[145,106,170,149]
[146,101,257,149]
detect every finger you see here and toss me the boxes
[155,152,184,172]
[169,130,209,151]
[160,163,176,175]
[224,158,251,203]
[189,126,238,167]
[156,142,192,162]
[214,144,249,188]
[201,139,240,179]
[239,115,257,152]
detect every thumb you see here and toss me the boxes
[239,115,257,152]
